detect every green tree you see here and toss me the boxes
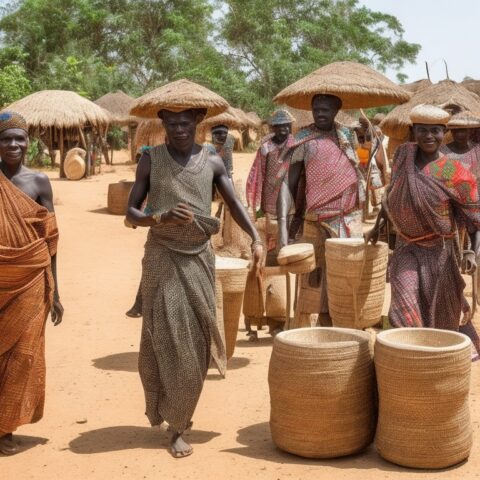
[0,64,31,107]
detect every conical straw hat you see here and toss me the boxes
[447,111,480,129]
[274,61,411,110]
[201,106,246,129]
[130,79,229,118]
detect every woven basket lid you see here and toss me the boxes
[273,61,411,110]
[410,104,450,125]
[447,111,480,129]
[130,79,229,119]
[277,243,314,265]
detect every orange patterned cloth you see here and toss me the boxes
[0,171,58,435]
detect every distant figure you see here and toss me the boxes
[126,107,262,458]
[0,111,64,455]
[210,125,234,179]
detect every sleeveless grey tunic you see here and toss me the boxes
[139,144,226,432]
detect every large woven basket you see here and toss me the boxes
[107,181,134,215]
[216,256,249,360]
[325,239,388,329]
[375,328,472,469]
[269,327,375,458]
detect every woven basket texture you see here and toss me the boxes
[375,328,472,469]
[107,181,134,215]
[269,327,376,458]
[216,257,249,360]
[325,240,388,329]
[265,275,287,318]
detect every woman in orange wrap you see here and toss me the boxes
[0,111,63,455]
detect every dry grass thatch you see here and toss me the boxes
[5,90,110,129]
[246,111,262,128]
[462,79,480,97]
[130,79,229,118]
[134,119,166,151]
[274,61,411,110]
[94,91,138,125]
[380,80,480,139]
[400,79,432,94]
[201,106,246,130]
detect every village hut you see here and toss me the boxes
[380,79,480,157]
[134,119,166,153]
[5,90,110,178]
[274,61,411,110]
[461,79,480,97]
[400,79,432,94]
[95,91,139,163]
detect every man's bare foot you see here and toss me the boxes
[170,432,193,458]
[125,305,142,318]
[0,433,18,455]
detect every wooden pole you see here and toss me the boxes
[59,128,65,178]
[78,127,87,150]
[129,123,137,163]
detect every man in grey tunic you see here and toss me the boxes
[126,107,263,458]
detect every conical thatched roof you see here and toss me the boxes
[94,91,137,125]
[130,79,229,118]
[380,80,480,139]
[201,106,246,130]
[282,106,357,131]
[461,79,480,97]
[5,90,110,129]
[246,111,262,128]
[274,61,411,110]
[134,119,166,151]
[400,79,432,94]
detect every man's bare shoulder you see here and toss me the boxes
[207,151,225,174]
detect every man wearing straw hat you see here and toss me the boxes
[367,104,480,358]
[208,124,235,179]
[127,81,263,458]
[0,111,64,455]
[277,94,365,328]
[246,108,297,262]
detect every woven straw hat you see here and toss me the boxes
[273,61,411,110]
[447,111,480,129]
[410,104,450,125]
[130,79,229,118]
[268,108,296,126]
[201,106,245,130]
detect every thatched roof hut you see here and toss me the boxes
[400,79,432,94]
[5,90,110,177]
[274,61,411,110]
[461,79,480,97]
[94,91,138,125]
[246,112,262,128]
[134,119,166,152]
[130,79,229,118]
[380,80,480,140]
[201,106,246,130]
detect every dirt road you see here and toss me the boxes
[4,152,479,480]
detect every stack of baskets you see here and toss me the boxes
[325,238,388,329]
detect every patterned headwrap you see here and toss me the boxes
[0,111,28,134]
[268,109,295,126]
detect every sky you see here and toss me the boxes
[359,0,480,83]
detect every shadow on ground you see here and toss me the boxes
[68,426,219,454]
[2,435,49,456]
[221,422,466,473]
[92,352,138,372]
[207,356,250,380]
[88,207,113,215]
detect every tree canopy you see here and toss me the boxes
[0,0,420,116]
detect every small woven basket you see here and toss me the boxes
[216,257,249,359]
[269,327,375,458]
[107,181,134,215]
[325,238,388,329]
[64,148,86,181]
[375,328,472,469]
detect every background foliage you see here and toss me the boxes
[0,0,420,117]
